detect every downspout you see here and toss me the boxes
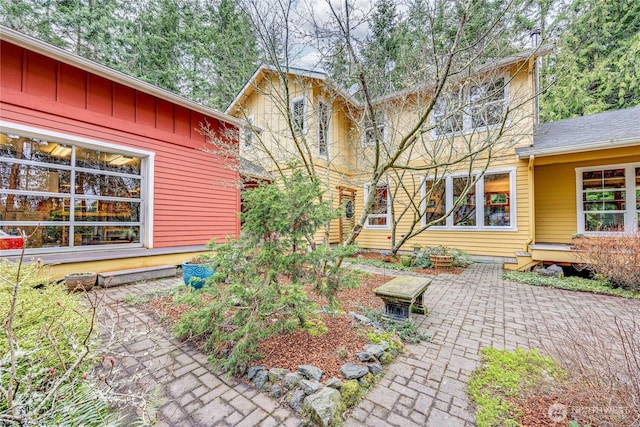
[525,154,535,251]
[530,28,541,125]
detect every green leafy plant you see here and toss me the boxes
[468,347,565,427]
[361,308,431,345]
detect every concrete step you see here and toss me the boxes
[98,264,177,288]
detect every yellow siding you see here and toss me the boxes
[534,149,640,243]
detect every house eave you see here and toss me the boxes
[1,25,242,128]
[515,137,640,160]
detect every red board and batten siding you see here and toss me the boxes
[0,40,241,248]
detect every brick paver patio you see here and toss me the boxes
[98,262,640,426]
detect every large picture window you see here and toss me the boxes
[577,163,639,233]
[1,129,147,251]
[422,170,514,229]
[364,182,390,228]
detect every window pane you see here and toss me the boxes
[484,173,510,226]
[75,199,140,222]
[1,194,70,221]
[1,133,71,165]
[424,179,446,224]
[367,217,387,226]
[0,163,71,193]
[292,99,305,133]
[1,224,70,248]
[371,185,388,215]
[582,169,626,190]
[584,213,625,232]
[318,102,329,156]
[76,146,141,174]
[74,225,139,246]
[75,172,140,198]
[453,176,476,226]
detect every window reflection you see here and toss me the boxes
[1,131,144,251]
[453,177,476,226]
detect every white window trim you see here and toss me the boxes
[241,115,255,151]
[0,120,155,250]
[317,100,330,159]
[291,95,307,135]
[431,75,510,138]
[361,112,387,147]
[575,162,640,235]
[421,167,517,231]
[363,181,390,229]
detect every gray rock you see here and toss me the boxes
[355,351,376,362]
[340,363,369,380]
[303,387,342,427]
[325,377,342,389]
[348,311,373,325]
[367,362,383,376]
[299,379,323,395]
[253,369,269,390]
[537,268,562,278]
[547,264,564,273]
[247,365,264,381]
[282,372,303,390]
[268,384,284,399]
[363,344,385,358]
[298,365,323,381]
[287,389,306,413]
[268,367,290,382]
[378,340,390,351]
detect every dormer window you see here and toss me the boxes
[241,116,255,150]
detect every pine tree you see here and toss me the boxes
[540,0,640,121]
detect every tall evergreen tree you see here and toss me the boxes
[540,0,640,120]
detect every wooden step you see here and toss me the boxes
[98,265,177,288]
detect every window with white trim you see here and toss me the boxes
[433,77,507,136]
[1,130,146,251]
[318,101,330,158]
[362,112,386,147]
[291,96,306,134]
[577,163,640,233]
[364,182,390,228]
[241,115,254,150]
[422,170,514,229]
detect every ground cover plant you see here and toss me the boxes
[0,256,118,425]
[347,245,471,274]
[470,313,640,427]
[468,347,565,427]
[503,270,640,300]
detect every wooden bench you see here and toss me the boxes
[98,265,176,287]
[374,276,431,321]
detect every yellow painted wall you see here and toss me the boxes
[231,61,541,258]
[534,149,640,243]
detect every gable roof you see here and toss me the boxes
[226,45,553,116]
[0,25,242,128]
[516,106,640,158]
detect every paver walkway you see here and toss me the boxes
[97,263,640,426]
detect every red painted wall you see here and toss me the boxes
[0,40,240,248]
